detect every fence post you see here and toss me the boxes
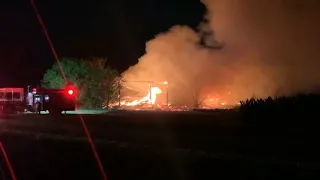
[149,84,152,108]
[118,82,121,107]
[166,83,169,106]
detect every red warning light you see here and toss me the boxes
[67,89,73,95]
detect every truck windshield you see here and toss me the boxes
[13,92,21,99]
[4,92,21,100]
[5,93,12,100]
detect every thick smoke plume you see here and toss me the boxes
[121,0,320,106]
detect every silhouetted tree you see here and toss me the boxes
[42,58,119,109]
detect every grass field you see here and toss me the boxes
[0,111,319,179]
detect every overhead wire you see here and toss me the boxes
[30,1,108,179]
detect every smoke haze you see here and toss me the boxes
[121,0,320,106]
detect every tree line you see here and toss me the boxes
[42,58,120,109]
[239,93,320,128]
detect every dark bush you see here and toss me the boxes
[239,93,320,128]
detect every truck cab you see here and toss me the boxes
[31,87,77,114]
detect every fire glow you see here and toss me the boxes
[117,83,237,109]
[121,86,163,106]
[109,80,239,110]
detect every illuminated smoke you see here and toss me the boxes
[121,0,320,106]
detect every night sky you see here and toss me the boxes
[0,0,205,87]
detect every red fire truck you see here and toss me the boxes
[0,88,26,113]
[0,86,77,114]
[30,86,77,114]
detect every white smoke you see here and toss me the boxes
[121,0,320,106]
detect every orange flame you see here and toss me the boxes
[121,86,162,106]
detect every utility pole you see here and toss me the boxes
[149,83,152,108]
[166,83,169,106]
[118,81,121,107]
[193,88,199,108]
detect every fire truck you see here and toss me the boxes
[28,86,77,114]
[0,85,77,114]
[0,88,26,114]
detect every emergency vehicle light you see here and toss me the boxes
[67,89,74,95]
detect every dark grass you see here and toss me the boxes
[1,134,320,180]
[1,93,320,179]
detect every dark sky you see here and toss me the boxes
[0,0,205,86]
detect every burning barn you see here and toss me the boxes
[115,80,169,110]
[111,79,238,110]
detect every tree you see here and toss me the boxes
[42,57,119,109]
[85,58,119,109]
[42,58,88,88]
